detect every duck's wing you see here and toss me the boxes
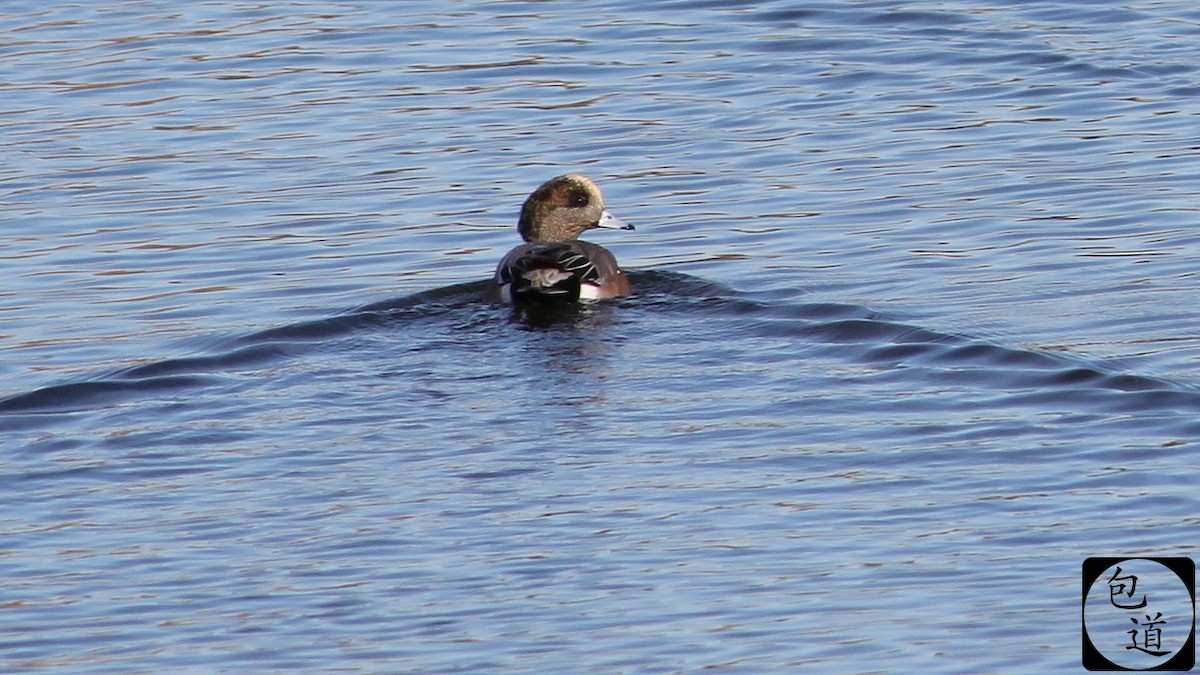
[493,241,630,303]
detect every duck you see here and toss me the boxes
[491,174,634,304]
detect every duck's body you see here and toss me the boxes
[492,174,633,304]
[495,240,631,302]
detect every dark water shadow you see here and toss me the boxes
[3,270,1199,425]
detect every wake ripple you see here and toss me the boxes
[3,272,1198,422]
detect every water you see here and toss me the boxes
[3,1,1199,671]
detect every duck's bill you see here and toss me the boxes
[596,209,634,231]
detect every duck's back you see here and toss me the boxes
[494,241,630,303]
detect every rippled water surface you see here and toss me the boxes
[4,1,1200,671]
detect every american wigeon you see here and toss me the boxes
[492,174,634,303]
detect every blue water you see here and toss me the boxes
[3,1,1199,671]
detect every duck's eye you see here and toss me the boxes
[568,190,590,207]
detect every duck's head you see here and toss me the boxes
[517,174,633,243]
